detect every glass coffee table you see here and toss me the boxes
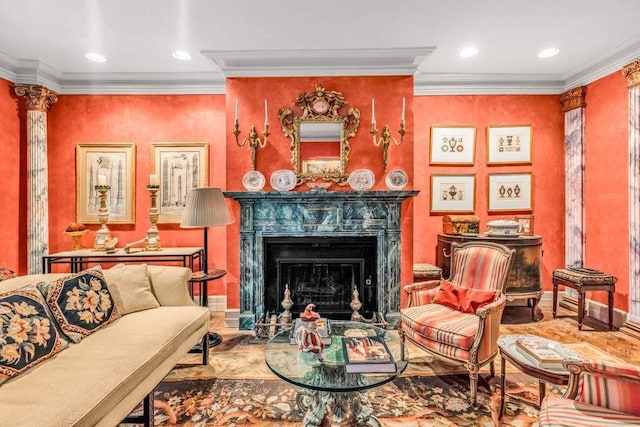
[265,320,407,427]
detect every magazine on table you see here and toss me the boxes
[289,317,332,345]
[342,335,397,374]
[515,338,563,368]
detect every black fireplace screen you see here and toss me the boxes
[264,237,377,320]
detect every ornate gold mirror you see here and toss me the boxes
[278,85,360,185]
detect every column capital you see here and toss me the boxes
[559,86,587,112]
[623,60,640,89]
[13,84,58,112]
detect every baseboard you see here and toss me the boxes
[224,309,240,328]
[192,296,226,312]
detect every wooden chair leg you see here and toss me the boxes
[469,367,478,404]
[489,360,495,377]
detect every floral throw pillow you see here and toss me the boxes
[0,285,69,384]
[37,266,120,343]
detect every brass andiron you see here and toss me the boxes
[233,99,270,171]
[369,98,405,171]
[144,185,161,250]
[93,185,111,251]
[279,283,293,325]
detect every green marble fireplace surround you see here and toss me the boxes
[225,190,418,330]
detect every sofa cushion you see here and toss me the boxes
[0,285,68,385]
[146,265,194,306]
[539,395,640,426]
[103,264,159,314]
[0,305,210,427]
[37,266,120,343]
[432,280,497,314]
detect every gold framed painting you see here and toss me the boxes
[302,158,341,175]
[515,214,534,235]
[76,143,136,224]
[151,142,209,223]
[430,125,476,165]
[488,172,533,212]
[430,174,476,214]
[487,125,532,165]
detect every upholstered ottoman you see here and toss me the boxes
[552,268,617,330]
[412,263,442,282]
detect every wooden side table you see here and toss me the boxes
[552,268,617,330]
[188,269,227,365]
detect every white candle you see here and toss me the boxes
[149,174,159,186]
[264,99,268,125]
[401,97,406,123]
[234,99,238,124]
[97,174,107,186]
[372,99,376,123]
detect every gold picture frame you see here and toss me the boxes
[488,172,533,212]
[515,214,534,236]
[151,142,209,223]
[76,143,136,224]
[430,174,476,214]
[487,125,532,165]
[430,125,476,165]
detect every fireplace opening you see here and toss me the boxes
[264,237,377,320]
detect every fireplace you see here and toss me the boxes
[264,236,377,319]
[225,190,418,330]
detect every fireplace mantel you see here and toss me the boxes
[225,190,418,330]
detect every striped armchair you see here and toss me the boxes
[400,241,515,403]
[539,359,640,426]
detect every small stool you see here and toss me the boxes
[413,263,442,282]
[552,269,617,330]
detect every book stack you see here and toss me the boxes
[342,336,397,374]
[515,338,563,368]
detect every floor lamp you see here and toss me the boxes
[180,187,232,348]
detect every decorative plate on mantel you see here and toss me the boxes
[348,169,375,191]
[385,169,409,190]
[242,170,266,191]
[270,169,297,192]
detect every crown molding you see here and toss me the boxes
[563,37,640,91]
[414,73,565,95]
[201,47,436,77]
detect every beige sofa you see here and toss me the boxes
[0,264,210,427]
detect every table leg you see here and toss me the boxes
[578,291,585,330]
[531,292,543,321]
[552,282,558,318]
[609,289,614,330]
[538,380,546,406]
[498,354,506,420]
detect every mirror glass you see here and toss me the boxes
[278,85,360,185]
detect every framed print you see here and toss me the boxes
[76,143,136,224]
[488,173,533,212]
[487,125,532,165]
[430,126,476,165]
[151,142,209,223]
[515,214,534,236]
[430,174,476,214]
[302,158,341,175]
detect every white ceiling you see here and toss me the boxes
[1,0,640,94]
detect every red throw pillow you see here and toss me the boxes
[433,280,497,314]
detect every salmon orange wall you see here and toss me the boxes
[46,94,229,290]
[412,95,566,296]
[224,76,415,308]
[584,71,629,310]
[0,79,23,272]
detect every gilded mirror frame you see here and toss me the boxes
[278,85,360,185]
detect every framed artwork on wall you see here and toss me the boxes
[430,174,476,214]
[488,172,533,212]
[151,142,209,223]
[487,125,532,165]
[302,158,341,175]
[430,125,476,165]
[76,143,136,224]
[515,214,534,236]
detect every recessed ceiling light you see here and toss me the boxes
[172,50,192,61]
[460,47,479,58]
[85,52,106,63]
[538,48,559,58]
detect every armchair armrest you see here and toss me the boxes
[562,359,640,413]
[471,294,506,363]
[475,294,506,319]
[403,280,441,308]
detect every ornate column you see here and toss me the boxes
[559,86,587,309]
[14,85,58,274]
[621,61,640,338]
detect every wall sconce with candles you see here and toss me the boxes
[369,97,407,171]
[233,99,270,171]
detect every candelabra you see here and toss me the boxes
[145,185,161,251]
[93,185,111,251]
[235,124,270,171]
